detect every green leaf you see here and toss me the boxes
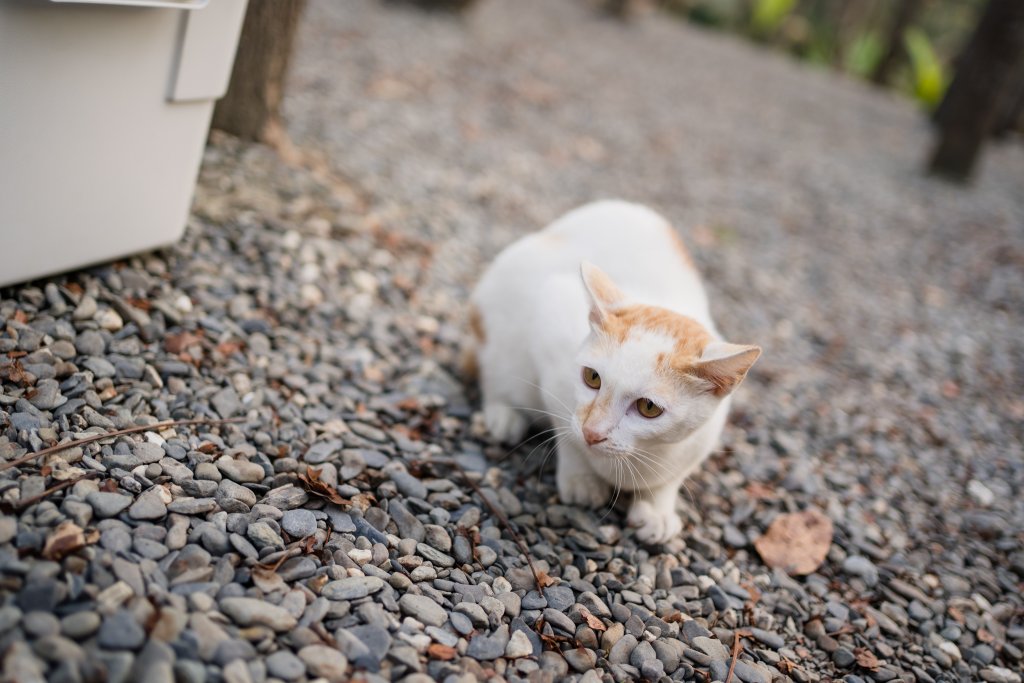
[844,31,883,77]
[903,27,946,107]
[751,0,797,34]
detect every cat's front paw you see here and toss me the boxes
[628,500,683,544]
[558,473,613,509]
[483,405,529,445]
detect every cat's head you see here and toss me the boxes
[572,262,760,455]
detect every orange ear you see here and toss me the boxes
[691,342,761,397]
[580,262,626,326]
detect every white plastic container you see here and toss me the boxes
[0,0,249,287]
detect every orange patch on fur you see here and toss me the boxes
[468,305,486,344]
[595,304,757,395]
[582,264,624,308]
[601,304,712,361]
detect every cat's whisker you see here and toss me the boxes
[510,375,575,418]
[598,457,624,524]
[626,448,676,481]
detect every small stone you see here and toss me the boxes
[61,611,101,639]
[466,625,510,660]
[565,647,598,671]
[609,634,638,665]
[281,509,317,538]
[321,576,385,601]
[833,648,856,668]
[266,650,306,681]
[544,585,575,612]
[967,479,995,506]
[842,555,879,587]
[217,457,264,484]
[29,379,66,410]
[211,386,242,418]
[298,645,348,682]
[399,594,447,627]
[128,487,168,520]
[219,598,297,631]
[505,629,534,658]
[692,636,729,661]
[97,610,146,650]
[86,492,132,518]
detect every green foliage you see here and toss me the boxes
[903,27,946,107]
[844,31,883,77]
[750,0,797,34]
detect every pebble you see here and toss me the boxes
[220,598,297,631]
[266,650,306,680]
[97,610,146,650]
[216,457,265,484]
[281,509,317,538]
[322,576,385,600]
[128,487,168,520]
[86,491,133,518]
[399,594,448,627]
[298,645,349,682]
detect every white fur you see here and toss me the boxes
[471,200,745,544]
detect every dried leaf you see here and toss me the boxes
[854,647,882,670]
[251,567,287,593]
[753,508,833,576]
[0,360,30,386]
[427,644,457,661]
[216,340,245,356]
[578,606,607,632]
[42,521,92,560]
[297,466,350,506]
[165,331,203,354]
[535,570,556,589]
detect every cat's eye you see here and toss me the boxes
[636,398,663,418]
[582,367,601,389]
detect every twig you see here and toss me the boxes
[725,630,750,683]
[11,471,99,510]
[0,417,246,474]
[415,457,549,592]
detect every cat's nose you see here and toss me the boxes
[583,428,607,446]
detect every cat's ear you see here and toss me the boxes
[580,262,626,326]
[690,342,761,397]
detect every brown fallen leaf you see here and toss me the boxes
[297,466,350,506]
[753,508,833,576]
[165,330,204,354]
[577,606,607,632]
[42,521,96,560]
[427,644,457,660]
[854,647,882,670]
[535,570,557,589]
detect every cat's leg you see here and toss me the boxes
[556,441,613,508]
[477,349,531,445]
[627,477,684,544]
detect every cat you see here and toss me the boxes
[469,200,760,544]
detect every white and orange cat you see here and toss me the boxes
[469,200,760,544]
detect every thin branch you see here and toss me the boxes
[0,417,246,474]
[725,629,750,683]
[11,471,100,510]
[412,457,549,591]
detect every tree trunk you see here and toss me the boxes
[870,0,921,86]
[928,0,1024,181]
[211,0,307,142]
[993,58,1024,136]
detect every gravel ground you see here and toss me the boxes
[2,1,1023,682]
